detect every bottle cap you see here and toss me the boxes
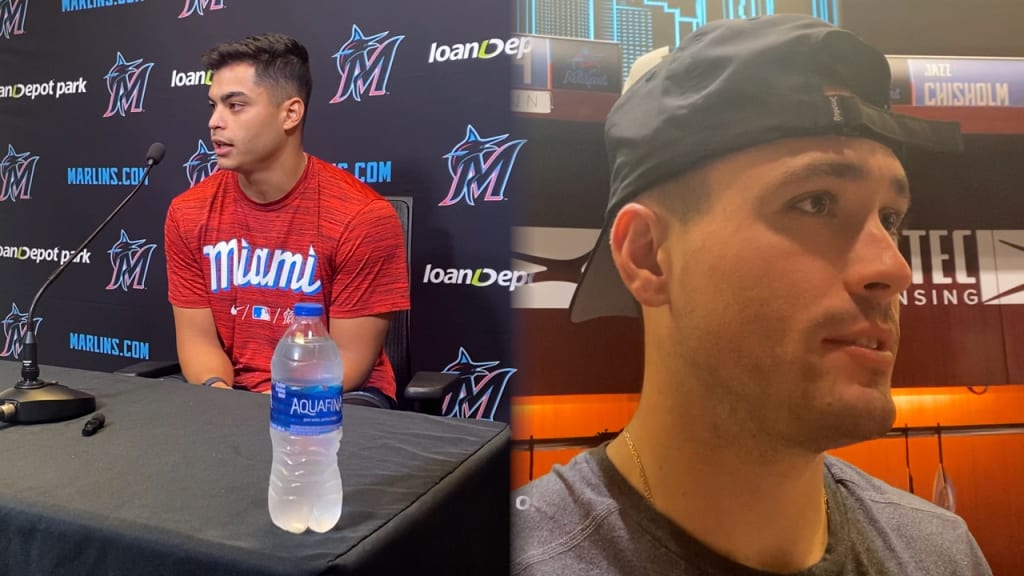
[293,302,324,317]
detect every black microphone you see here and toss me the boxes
[0,143,167,425]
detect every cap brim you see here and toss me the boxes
[568,225,640,322]
[834,93,963,153]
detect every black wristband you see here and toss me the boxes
[202,376,228,387]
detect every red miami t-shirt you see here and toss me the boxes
[164,155,409,396]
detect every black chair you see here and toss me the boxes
[118,196,459,415]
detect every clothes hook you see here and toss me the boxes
[932,422,956,512]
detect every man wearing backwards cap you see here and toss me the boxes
[511,14,990,575]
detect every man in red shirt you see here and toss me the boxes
[165,33,409,406]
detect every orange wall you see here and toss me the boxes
[511,385,1024,575]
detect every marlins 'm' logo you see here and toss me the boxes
[0,303,41,359]
[106,230,157,291]
[0,144,38,203]
[183,140,219,186]
[103,52,155,118]
[0,0,28,39]
[439,125,526,207]
[330,24,404,103]
[178,0,224,18]
[439,347,516,421]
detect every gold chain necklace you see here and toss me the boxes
[621,428,830,520]
[622,429,654,504]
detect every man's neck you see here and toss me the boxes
[237,145,308,204]
[607,388,830,573]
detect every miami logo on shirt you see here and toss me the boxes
[203,239,321,295]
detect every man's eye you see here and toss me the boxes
[793,193,835,216]
[880,210,905,234]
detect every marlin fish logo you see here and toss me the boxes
[0,144,38,203]
[178,0,224,19]
[330,24,404,103]
[439,347,516,421]
[1,303,41,359]
[106,230,157,291]
[103,52,155,118]
[439,125,526,207]
[0,0,28,39]
[183,140,219,186]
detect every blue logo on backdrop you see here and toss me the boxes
[0,0,28,39]
[1,144,38,203]
[330,24,404,103]
[1,302,41,359]
[61,0,144,12]
[106,230,157,291]
[440,125,526,206]
[178,0,224,18]
[68,331,150,360]
[184,140,219,186]
[66,166,149,186]
[103,52,155,117]
[440,347,516,420]
[331,160,393,184]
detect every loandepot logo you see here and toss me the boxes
[103,51,155,117]
[1,302,41,359]
[178,0,223,18]
[428,36,532,63]
[170,68,212,88]
[0,144,38,203]
[0,0,28,39]
[106,230,157,291]
[439,347,516,421]
[184,139,219,186]
[69,331,150,360]
[0,77,87,100]
[440,124,526,207]
[61,0,145,13]
[0,244,91,265]
[423,264,534,292]
[330,24,403,103]
[900,229,1024,305]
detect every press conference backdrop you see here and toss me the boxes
[0,0,519,423]
[509,0,1024,395]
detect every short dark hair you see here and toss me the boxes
[202,33,313,112]
[636,169,711,225]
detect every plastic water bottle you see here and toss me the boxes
[268,302,344,534]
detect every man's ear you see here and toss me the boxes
[610,203,670,308]
[282,97,305,131]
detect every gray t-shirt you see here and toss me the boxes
[511,444,991,575]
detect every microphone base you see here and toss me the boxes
[0,380,96,424]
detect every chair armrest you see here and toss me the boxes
[115,360,182,379]
[404,371,460,401]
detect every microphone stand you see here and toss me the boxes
[0,144,165,424]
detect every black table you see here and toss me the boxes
[0,363,510,575]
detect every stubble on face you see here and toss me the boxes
[648,137,907,456]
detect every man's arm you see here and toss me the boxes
[172,305,234,389]
[329,313,391,392]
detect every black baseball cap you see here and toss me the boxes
[569,14,964,322]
